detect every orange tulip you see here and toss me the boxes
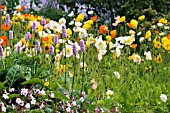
[0,5,6,10]
[55,33,60,38]
[21,5,25,10]
[110,30,116,38]
[167,34,170,40]
[99,25,108,34]
[131,44,137,49]
[91,15,98,22]
[2,24,11,31]
[0,36,8,46]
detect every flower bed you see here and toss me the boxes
[0,3,170,113]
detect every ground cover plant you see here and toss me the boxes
[0,1,170,113]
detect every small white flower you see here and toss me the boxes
[40,102,44,109]
[129,30,135,35]
[1,106,6,112]
[113,71,120,79]
[59,18,66,25]
[98,53,103,61]
[34,89,40,94]
[63,45,73,57]
[21,88,28,97]
[75,22,82,27]
[164,26,169,29]
[160,94,167,102]
[137,32,142,36]
[2,93,9,99]
[25,103,30,109]
[87,10,94,15]
[157,23,163,27]
[49,92,55,98]
[16,98,22,104]
[133,54,141,64]
[68,11,74,17]
[19,100,24,106]
[66,107,71,112]
[72,101,76,106]
[106,90,114,97]
[80,97,84,102]
[144,51,152,60]
[69,21,74,25]
[95,38,107,50]
[30,99,36,105]
[139,37,145,43]
[159,32,165,36]
[0,102,4,106]
[9,88,15,93]
[40,90,46,95]
[80,62,87,68]
[151,25,156,29]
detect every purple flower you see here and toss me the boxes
[49,45,54,55]
[80,39,85,52]
[32,21,36,32]
[72,44,77,55]
[0,45,4,56]
[36,40,41,53]
[41,19,46,26]
[81,92,86,98]
[5,14,10,26]
[62,25,67,38]
[25,32,31,42]
[9,30,13,39]
[16,45,21,53]
[53,35,58,44]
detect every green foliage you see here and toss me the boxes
[22,78,44,85]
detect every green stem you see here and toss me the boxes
[81,52,84,93]
[71,55,76,97]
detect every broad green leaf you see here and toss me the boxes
[22,78,44,85]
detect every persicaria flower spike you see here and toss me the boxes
[9,30,13,39]
[49,45,54,55]
[25,32,31,42]
[72,44,78,55]
[5,14,10,26]
[80,39,85,52]
[0,45,4,56]
[41,19,46,26]
[36,40,41,53]
[53,35,58,45]
[16,45,21,53]
[62,25,67,38]
[32,21,36,32]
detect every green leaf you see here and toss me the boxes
[0,82,7,91]
[9,94,20,99]
[34,67,45,78]
[53,91,70,102]
[22,78,44,85]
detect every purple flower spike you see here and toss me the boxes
[80,39,85,52]
[25,32,31,42]
[0,45,4,56]
[62,25,67,38]
[49,45,54,55]
[16,45,21,53]
[32,21,36,32]
[36,40,41,53]
[41,19,46,26]
[53,35,58,45]
[5,14,10,26]
[72,44,77,55]
[9,30,13,39]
